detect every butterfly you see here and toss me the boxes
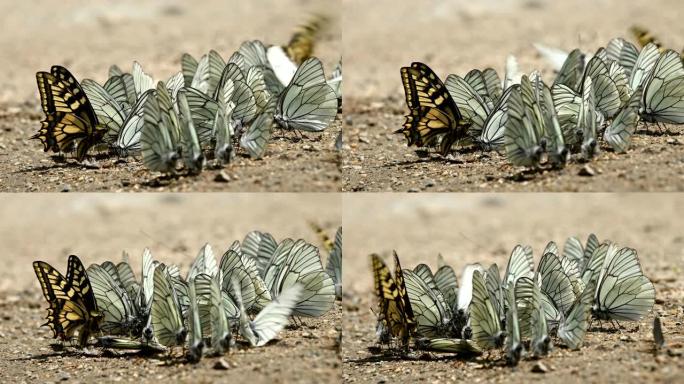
[186,276,205,362]
[578,76,599,159]
[151,265,187,347]
[234,280,303,347]
[536,252,576,316]
[193,273,233,355]
[370,252,416,350]
[606,38,640,77]
[86,262,142,336]
[261,238,335,317]
[413,337,482,355]
[267,15,329,86]
[33,255,103,348]
[468,270,505,349]
[628,43,660,92]
[433,256,459,313]
[505,284,524,365]
[240,231,279,277]
[445,72,492,138]
[402,267,453,338]
[398,62,471,155]
[639,49,684,124]
[273,57,338,132]
[140,84,180,174]
[557,279,595,349]
[592,247,655,322]
[604,84,642,152]
[33,66,106,161]
[176,88,206,174]
[325,227,342,300]
[455,263,485,325]
[504,85,544,167]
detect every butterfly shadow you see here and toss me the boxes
[635,122,682,137]
[347,348,482,365]
[15,153,114,174]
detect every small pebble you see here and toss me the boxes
[531,361,549,373]
[214,171,231,183]
[578,164,596,176]
[213,358,232,370]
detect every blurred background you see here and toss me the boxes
[343,193,684,293]
[0,0,340,105]
[0,193,341,293]
[344,0,684,100]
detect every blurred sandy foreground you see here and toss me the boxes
[343,193,684,294]
[0,0,341,105]
[0,193,341,293]
[344,0,684,100]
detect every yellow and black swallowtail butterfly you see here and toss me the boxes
[371,252,416,351]
[32,66,105,161]
[33,255,103,348]
[284,14,330,66]
[397,62,471,156]
[630,25,684,59]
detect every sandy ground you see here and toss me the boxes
[342,0,684,192]
[342,193,684,383]
[0,0,342,192]
[0,193,342,383]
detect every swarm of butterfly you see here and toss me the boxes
[370,233,656,366]
[32,226,342,363]
[398,32,683,169]
[31,16,342,175]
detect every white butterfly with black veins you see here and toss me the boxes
[402,268,452,337]
[557,279,595,350]
[234,281,303,347]
[326,227,342,300]
[639,49,684,124]
[151,265,187,347]
[86,262,141,336]
[262,238,335,317]
[469,270,505,349]
[274,57,338,132]
[604,84,642,153]
[186,276,205,362]
[176,88,205,174]
[141,84,180,174]
[504,85,543,167]
[592,247,655,321]
[505,284,524,365]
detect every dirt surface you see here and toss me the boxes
[0,0,342,192]
[342,0,684,192]
[342,193,684,383]
[0,194,342,383]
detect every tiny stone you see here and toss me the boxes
[407,188,420,193]
[531,361,549,373]
[213,358,232,370]
[424,179,436,188]
[578,164,596,176]
[59,184,71,192]
[214,171,231,183]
